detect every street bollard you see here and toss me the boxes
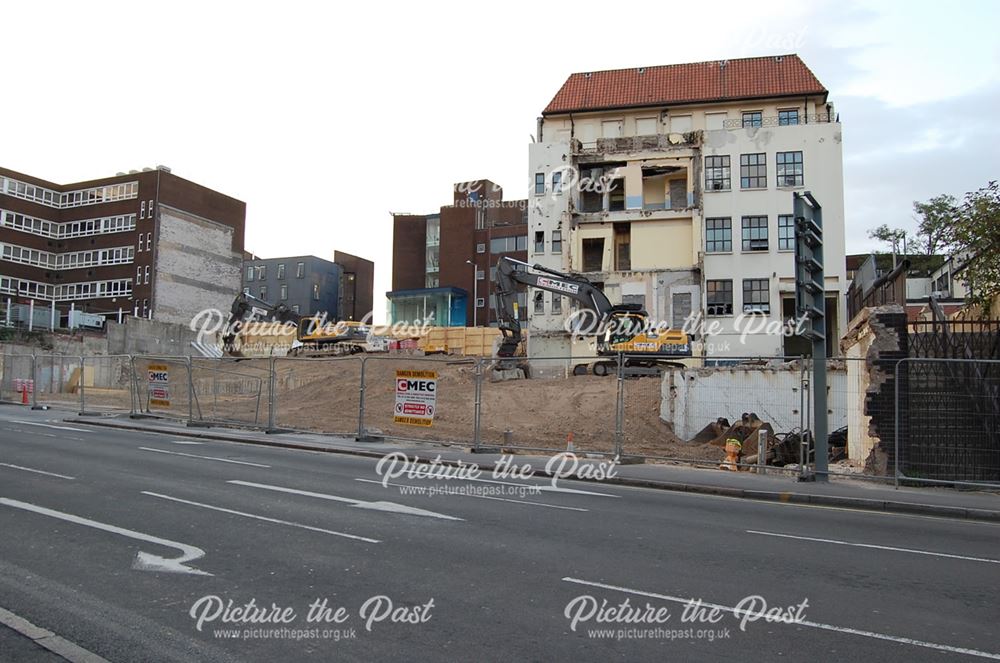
[757,428,767,475]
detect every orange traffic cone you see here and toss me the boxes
[566,432,575,453]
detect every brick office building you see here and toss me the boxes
[390,180,527,326]
[0,165,245,326]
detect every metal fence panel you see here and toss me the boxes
[0,353,35,405]
[191,357,268,427]
[895,358,1000,485]
[272,356,363,435]
[479,355,619,455]
[80,355,134,414]
[362,355,477,445]
[32,354,82,410]
[131,356,195,422]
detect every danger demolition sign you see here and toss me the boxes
[394,369,437,427]
[148,363,171,407]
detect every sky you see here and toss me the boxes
[4,0,999,322]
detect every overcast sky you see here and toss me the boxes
[5,1,998,321]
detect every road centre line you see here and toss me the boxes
[141,492,379,543]
[561,576,1000,660]
[139,447,270,468]
[0,463,75,480]
[746,529,1000,565]
[354,478,588,512]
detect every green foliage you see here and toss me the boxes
[913,194,958,255]
[946,182,1000,316]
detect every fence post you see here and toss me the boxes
[894,358,903,490]
[187,356,194,425]
[128,355,137,416]
[614,351,625,459]
[30,354,39,409]
[473,357,483,452]
[78,356,86,414]
[757,428,767,475]
[356,356,367,441]
[267,356,277,431]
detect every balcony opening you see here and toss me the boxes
[582,238,604,272]
[614,223,631,271]
[642,165,682,210]
[669,179,688,209]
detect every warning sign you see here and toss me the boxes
[148,363,171,407]
[394,369,437,427]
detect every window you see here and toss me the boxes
[280,284,288,300]
[291,305,300,314]
[476,297,485,308]
[296,262,305,278]
[533,291,545,314]
[637,116,659,135]
[489,266,497,281]
[582,238,604,272]
[246,265,254,280]
[778,109,800,126]
[705,218,732,253]
[740,153,767,188]
[706,280,733,316]
[743,279,770,314]
[137,266,142,282]
[476,243,486,254]
[704,155,731,190]
[705,112,727,131]
[742,111,762,128]
[277,263,285,279]
[137,235,143,253]
[552,171,562,193]
[551,230,562,254]
[148,200,154,217]
[534,231,545,253]
[552,295,562,314]
[534,173,545,195]
[142,299,149,317]
[140,201,146,219]
[243,287,250,295]
[144,265,150,284]
[475,269,484,280]
[776,151,804,186]
[778,215,795,251]
[145,232,151,251]
[259,286,268,300]
[258,265,267,280]
[742,216,769,251]
[490,236,527,254]
[668,115,691,133]
[312,284,320,300]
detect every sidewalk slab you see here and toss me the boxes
[63,414,1000,523]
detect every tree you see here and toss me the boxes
[867,224,912,263]
[946,181,1000,316]
[913,194,958,255]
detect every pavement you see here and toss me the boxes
[1,404,999,661]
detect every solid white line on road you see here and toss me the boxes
[9,421,92,432]
[0,463,75,480]
[354,478,589,512]
[170,440,204,445]
[139,447,270,468]
[228,480,463,521]
[562,577,1000,660]
[746,529,1000,565]
[0,497,210,575]
[454,476,619,497]
[141,492,380,544]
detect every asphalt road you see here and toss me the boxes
[0,407,998,662]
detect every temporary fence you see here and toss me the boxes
[1,350,997,489]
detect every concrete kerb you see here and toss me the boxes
[63,417,1000,524]
[0,605,111,663]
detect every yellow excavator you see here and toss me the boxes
[493,256,691,376]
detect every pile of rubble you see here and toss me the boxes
[690,414,848,471]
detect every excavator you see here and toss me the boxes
[221,292,374,358]
[493,256,691,376]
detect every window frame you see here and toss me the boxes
[706,279,734,317]
[778,215,795,251]
[705,217,732,253]
[551,230,562,254]
[739,153,767,189]
[776,151,804,187]
[741,216,769,252]
[534,173,545,195]
[704,155,731,191]
[742,278,771,315]
[742,111,763,128]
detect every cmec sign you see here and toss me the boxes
[394,370,438,427]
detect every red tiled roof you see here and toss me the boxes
[542,55,827,115]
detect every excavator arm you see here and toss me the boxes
[494,256,616,357]
[221,291,299,356]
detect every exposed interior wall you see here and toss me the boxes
[154,206,241,326]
